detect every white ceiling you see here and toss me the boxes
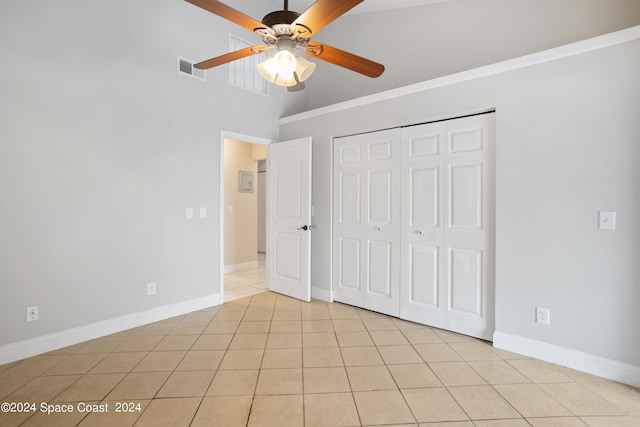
[226,0,453,19]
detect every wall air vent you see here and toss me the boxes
[177,57,206,81]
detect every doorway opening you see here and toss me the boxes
[220,132,272,302]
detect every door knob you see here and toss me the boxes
[375,226,383,231]
[297,225,309,231]
[415,230,424,235]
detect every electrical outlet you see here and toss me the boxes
[536,307,550,325]
[147,282,157,296]
[26,306,39,322]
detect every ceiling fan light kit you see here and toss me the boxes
[185,0,384,91]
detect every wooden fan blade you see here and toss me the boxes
[305,42,384,78]
[292,0,363,37]
[194,46,269,69]
[185,0,267,33]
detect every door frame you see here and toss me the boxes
[219,131,274,302]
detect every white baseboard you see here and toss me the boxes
[493,331,640,388]
[224,261,259,274]
[311,287,333,302]
[0,294,221,366]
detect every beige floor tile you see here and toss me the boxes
[401,388,468,423]
[248,395,303,427]
[218,349,264,370]
[370,330,410,346]
[303,332,339,348]
[44,353,108,375]
[105,371,171,399]
[303,347,344,367]
[134,397,201,427]
[341,346,384,366]
[448,385,521,420]
[75,337,127,353]
[473,420,530,427]
[401,328,443,344]
[261,348,302,369]
[332,319,367,331]
[270,321,302,333]
[176,351,223,371]
[89,352,148,374]
[191,334,233,350]
[156,370,215,397]
[272,310,302,321]
[495,383,573,417]
[580,416,640,426]
[507,359,574,383]
[432,329,475,343]
[242,310,274,321]
[347,365,397,391]
[304,393,360,427]
[229,333,268,349]
[329,308,361,320]
[206,369,259,396]
[302,320,334,333]
[353,390,416,425]
[582,382,640,415]
[417,422,474,427]
[336,331,375,347]
[256,368,303,395]
[527,417,588,426]
[236,321,271,334]
[202,321,239,334]
[539,383,626,416]
[6,375,81,403]
[449,342,501,361]
[54,373,125,402]
[0,376,32,400]
[304,367,351,393]
[302,310,332,320]
[378,345,424,364]
[266,333,302,349]
[153,335,198,351]
[131,322,177,336]
[0,355,67,378]
[429,362,486,386]
[169,321,208,335]
[469,360,530,384]
[191,396,252,427]
[20,405,88,426]
[362,318,399,331]
[133,351,186,372]
[414,343,462,362]
[387,364,442,388]
[115,336,163,352]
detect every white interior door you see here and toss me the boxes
[400,113,495,340]
[268,137,312,302]
[257,170,267,253]
[333,130,400,317]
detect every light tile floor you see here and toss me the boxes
[224,254,267,303]
[1,292,639,426]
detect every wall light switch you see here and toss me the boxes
[228,205,233,214]
[186,207,194,220]
[598,211,616,230]
[199,207,207,219]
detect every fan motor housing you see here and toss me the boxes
[262,10,300,27]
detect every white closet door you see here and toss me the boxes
[333,129,400,316]
[400,114,495,340]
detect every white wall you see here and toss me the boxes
[223,139,258,268]
[289,0,640,114]
[0,0,283,357]
[279,31,640,384]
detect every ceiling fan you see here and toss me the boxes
[185,0,385,91]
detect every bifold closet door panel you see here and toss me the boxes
[400,113,495,341]
[333,129,401,317]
